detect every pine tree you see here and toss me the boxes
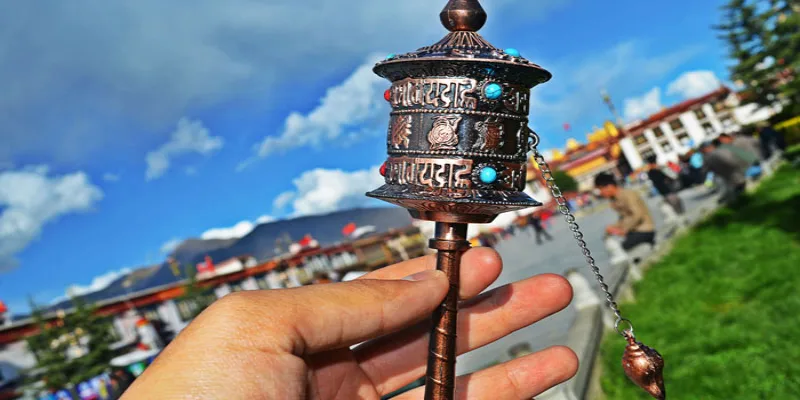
[551,170,579,193]
[176,261,214,320]
[715,0,800,111]
[25,297,116,390]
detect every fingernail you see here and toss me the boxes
[403,270,442,282]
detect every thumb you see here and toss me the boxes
[219,269,449,356]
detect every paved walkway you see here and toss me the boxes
[456,185,720,374]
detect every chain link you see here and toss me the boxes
[526,127,631,337]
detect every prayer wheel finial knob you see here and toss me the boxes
[440,0,487,32]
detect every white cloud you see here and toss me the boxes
[624,87,663,121]
[160,238,183,255]
[145,118,223,180]
[256,215,276,224]
[282,166,385,217]
[201,221,257,241]
[0,1,565,167]
[272,191,296,212]
[0,167,103,270]
[103,173,120,182]
[65,268,132,298]
[529,41,701,145]
[201,214,275,240]
[666,70,721,99]
[254,54,388,159]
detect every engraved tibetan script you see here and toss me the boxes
[390,78,478,110]
[500,166,526,190]
[503,86,530,114]
[386,157,473,189]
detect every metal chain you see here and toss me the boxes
[526,127,633,337]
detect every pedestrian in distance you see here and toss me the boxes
[594,172,657,251]
[700,140,749,204]
[527,213,553,245]
[719,132,763,178]
[644,155,685,216]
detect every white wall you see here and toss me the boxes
[734,103,781,125]
[679,113,707,146]
[619,137,644,170]
[0,341,37,384]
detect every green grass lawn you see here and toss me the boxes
[600,165,800,399]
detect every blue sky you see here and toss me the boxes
[0,0,732,313]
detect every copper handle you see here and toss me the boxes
[424,222,469,400]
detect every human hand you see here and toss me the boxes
[122,248,577,399]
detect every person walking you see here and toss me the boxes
[594,172,656,250]
[689,149,705,185]
[644,156,685,215]
[719,132,764,178]
[527,213,553,245]
[758,124,787,160]
[700,140,749,203]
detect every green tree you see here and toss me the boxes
[551,170,579,193]
[175,260,214,320]
[25,297,116,390]
[715,0,800,110]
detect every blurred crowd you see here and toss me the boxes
[637,124,788,207]
[470,123,790,250]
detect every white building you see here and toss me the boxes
[620,87,743,170]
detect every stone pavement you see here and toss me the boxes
[456,185,720,375]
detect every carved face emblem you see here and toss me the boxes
[428,115,461,150]
[390,115,412,149]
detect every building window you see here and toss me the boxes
[713,101,726,112]
[256,275,271,290]
[142,308,161,323]
[230,280,245,292]
[635,135,648,145]
[641,150,656,162]
[693,108,707,120]
[702,122,715,136]
[662,143,673,153]
[177,294,217,322]
[669,119,684,131]
[653,127,665,138]
[677,133,691,147]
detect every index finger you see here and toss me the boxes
[204,270,450,356]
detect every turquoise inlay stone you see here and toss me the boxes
[504,48,521,57]
[386,53,396,59]
[479,167,498,184]
[484,83,503,100]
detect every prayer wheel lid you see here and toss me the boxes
[373,0,551,87]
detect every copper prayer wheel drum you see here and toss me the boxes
[367,0,552,224]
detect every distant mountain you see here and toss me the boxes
[171,238,237,262]
[44,207,414,311]
[173,207,414,267]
